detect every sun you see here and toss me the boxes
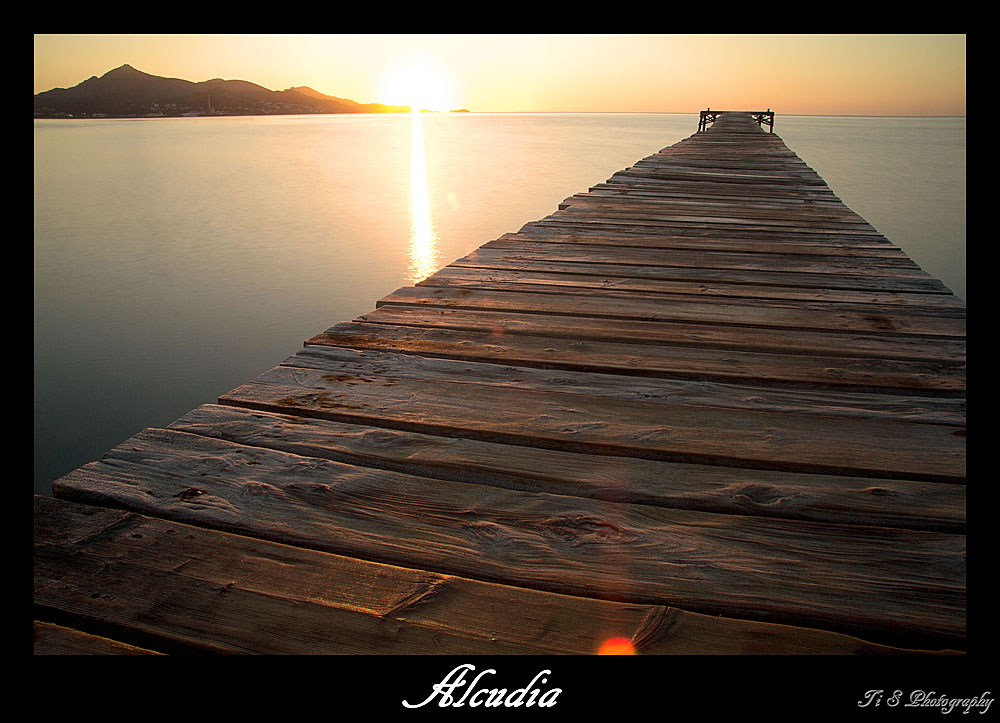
[379,54,456,112]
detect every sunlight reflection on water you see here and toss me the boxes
[408,110,442,283]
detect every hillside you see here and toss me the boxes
[34,64,411,118]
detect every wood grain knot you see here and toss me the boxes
[727,482,791,506]
[463,521,514,547]
[538,514,638,546]
[865,487,899,497]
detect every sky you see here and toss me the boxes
[33,34,966,116]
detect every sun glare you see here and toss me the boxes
[380,54,456,112]
[598,638,636,655]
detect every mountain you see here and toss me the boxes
[281,85,409,114]
[34,64,411,118]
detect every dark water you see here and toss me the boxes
[777,115,965,302]
[33,113,965,495]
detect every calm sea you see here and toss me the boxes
[33,113,966,495]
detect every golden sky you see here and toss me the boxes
[33,34,966,115]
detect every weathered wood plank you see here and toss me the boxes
[498,230,908,255]
[292,341,966,425]
[584,181,847,198]
[449,252,951,294]
[583,185,857,208]
[420,266,965,313]
[555,197,878,227]
[304,324,966,398]
[33,621,165,655]
[610,168,832,188]
[556,198,873,223]
[49,432,967,649]
[36,495,951,654]
[217,364,966,482]
[168,404,966,533]
[355,306,967,363]
[519,218,923,249]
[470,241,929,277]
[376,286,966,338]
[537,209,885,236]
[626,157,822,172]
[587,179,839,203]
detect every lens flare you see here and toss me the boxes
[598,637,636,655]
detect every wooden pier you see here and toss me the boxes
[35,111,966,658]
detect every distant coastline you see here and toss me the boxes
[33,63,471,119]
[33,66,963,119]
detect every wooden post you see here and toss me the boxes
[698,109,719,132]
[752,109,775,133]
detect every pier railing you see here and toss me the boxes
[751,109,775,132]
[698,108,775,133]
[697,109,721,132]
